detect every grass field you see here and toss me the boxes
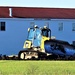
[0,60,75,75]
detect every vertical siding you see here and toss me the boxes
[50,20,75,44]
[0,18,30,55]
[0,18,75,55]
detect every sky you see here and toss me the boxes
[0,0,75,8]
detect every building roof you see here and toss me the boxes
[0,7,75,19]
[0,7,10,18]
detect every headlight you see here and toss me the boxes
[25,43,29,47]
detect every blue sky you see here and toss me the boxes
[0,0,75,8]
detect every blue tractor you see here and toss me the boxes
[18,25,75,60]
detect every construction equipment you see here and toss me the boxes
[18,25,75,60]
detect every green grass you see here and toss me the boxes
[0,60,75,75]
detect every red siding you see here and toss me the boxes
[0,7,75,19]
[0,7,10,18]
[12,7,75,19]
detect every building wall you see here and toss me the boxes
[0,18,29,55]
[50,19,75,43]
[29,19,75,43]
[0,18,75,55]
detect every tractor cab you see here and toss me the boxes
[23,25,42,48]
[23,25,51,50]
[41,26,51,38]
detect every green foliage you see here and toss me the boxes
[0,60,75,75]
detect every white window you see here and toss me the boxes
[45,22,49,27]
[72,23,75,31]
[30,22,35,27]
[58,23,63,31]
[0,22,5,31]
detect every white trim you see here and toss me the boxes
[0,18,75,21]
[9,8,12,17]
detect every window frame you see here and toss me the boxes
[58,23,63,31]
[30,22,35,27]
[0,22,5,31]
[72,23,75,31]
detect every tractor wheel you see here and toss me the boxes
[18,51,25,60]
